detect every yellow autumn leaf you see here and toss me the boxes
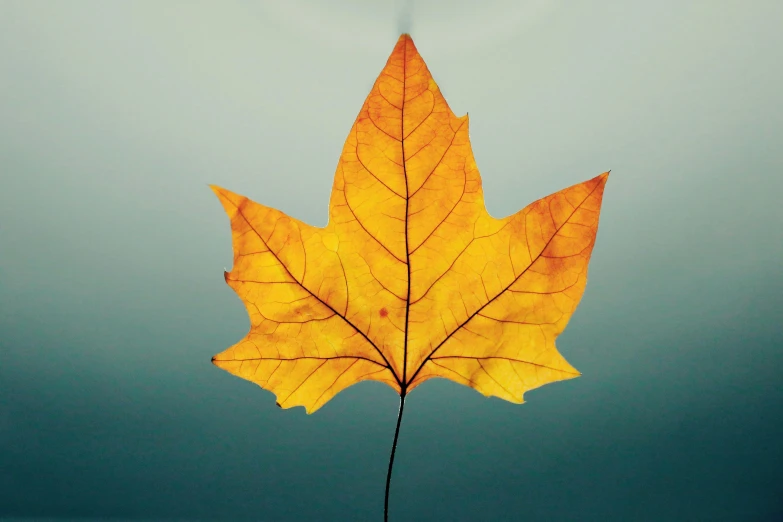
[210,34,609,415]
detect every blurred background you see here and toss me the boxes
[1,1,781,520]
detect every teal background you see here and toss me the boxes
[1,1,782,520]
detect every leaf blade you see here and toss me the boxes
[210,36,609,412]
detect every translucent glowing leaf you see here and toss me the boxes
[211,34,609,413]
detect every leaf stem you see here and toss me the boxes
[384,390,407,522]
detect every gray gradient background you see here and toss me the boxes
[1,1,782,520]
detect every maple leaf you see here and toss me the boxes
[209,34,608,519]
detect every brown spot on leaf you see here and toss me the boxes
[379,307,388,318]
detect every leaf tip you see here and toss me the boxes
[209,185,246,217]
[590,171,611,192]
[396,33,417,50]
[209,184,228,204]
